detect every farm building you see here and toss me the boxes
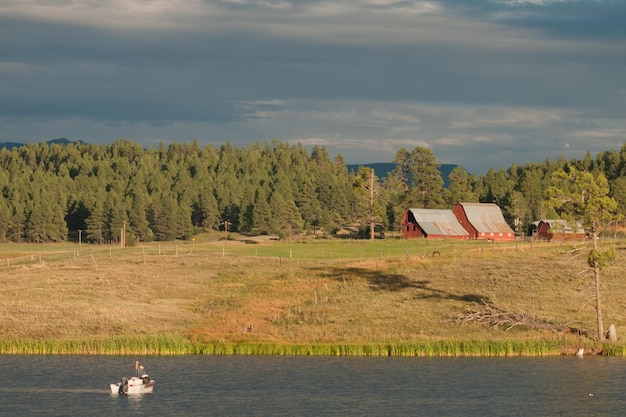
[530,220,586,241]
[401,209,470,240]
[453,202,515,241]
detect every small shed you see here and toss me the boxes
[531,219,586,241]
[453,202,515,241]
[401,208,470,240]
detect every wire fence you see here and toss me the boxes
[1,237,600,272]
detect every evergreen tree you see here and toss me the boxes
[329,154,354,227]
[252,188,272,233]
[480,168,512,204]
[177,202,194,240]
[382,172,406,233]
[269,188,303,239]
[149,192,179,241]
[0,170,11,242]
[408,147,445,208]
[23,171,67,242]
[105,190,127,244]
[128,189,153,242]
[191,191,219,232]
[85,199,106,244]
[0,198,10,242]
[517,165,546,223]
[215,142,244,231]
[392,148,412,192]
[445,167,477,207]
[596,149,621,181]
[610,176,626,228]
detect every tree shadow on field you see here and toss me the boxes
[310,266,486,304]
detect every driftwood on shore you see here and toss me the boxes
[457,299,595,339]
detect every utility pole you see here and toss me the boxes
[222,220,231,244]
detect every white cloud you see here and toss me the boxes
[448,107,564,129]
[370,110,421,124]
[434,137,463,146]
[0,0,215,30]
[0,0,541,49]
[491,0,570,5]
[571,129,625,139]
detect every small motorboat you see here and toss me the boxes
[110,361,155,394]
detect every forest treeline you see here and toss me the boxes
[1,138,625,243]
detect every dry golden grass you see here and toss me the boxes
[1,238,626,350]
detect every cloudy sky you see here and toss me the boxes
[1,0,625,174]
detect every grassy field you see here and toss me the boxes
[2,235,626,356]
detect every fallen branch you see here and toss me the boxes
[457,299,595,339]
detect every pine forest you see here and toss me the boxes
[1,138,626,244]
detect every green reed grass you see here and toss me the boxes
[0,336,607,357]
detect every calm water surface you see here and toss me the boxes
[0,355,624,416]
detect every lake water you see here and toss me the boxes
[0,355,625,416]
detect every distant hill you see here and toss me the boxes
[0,138,82,150]
[47,138,75,145]
[0,141,25,150]
[347,162,459,187]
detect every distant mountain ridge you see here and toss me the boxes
[347,162,459,186]
[0,138,81,150]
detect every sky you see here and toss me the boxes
[1,0,625,174]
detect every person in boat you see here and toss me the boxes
[138,364,150,384]
[119,377,129,394]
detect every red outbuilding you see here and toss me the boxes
[531,219,586,241]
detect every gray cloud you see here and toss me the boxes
[1,0,625,174]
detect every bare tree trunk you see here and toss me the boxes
[593,229,605,341]
[595,264,604,341]
[369,170,375,240]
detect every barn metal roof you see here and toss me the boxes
[457,203,514,234]
[408,209,469,237]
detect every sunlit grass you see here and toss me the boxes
[1,237,625,356]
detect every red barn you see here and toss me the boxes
[401,209,470,240]
[453,202,515,241]
[531,219,586,241]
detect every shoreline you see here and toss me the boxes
[0,336,619,357]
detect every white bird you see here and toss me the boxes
[575,348,584,357]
